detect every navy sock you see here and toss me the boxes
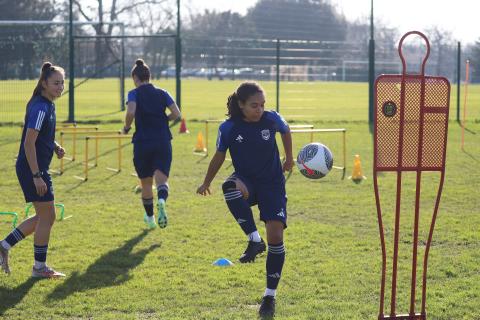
[266,242,286,290]
[157,184,169,202]
[222,180,257,235]
[3,228,25,249]
[142,197,154,217]
[34,244,48,263]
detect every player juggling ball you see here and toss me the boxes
[197,81,293,318]
[0,62,66,278]
[122,59,181,229]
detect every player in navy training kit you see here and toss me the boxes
[122,59,181,229]
[0,62,66,278]
[197,82,294,318]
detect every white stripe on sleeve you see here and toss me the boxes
[35,110,45,130]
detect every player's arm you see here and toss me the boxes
[122,101,136,134]
[197,151,226,196]
[274,111,294,172]
[24,129,47,196]
[281,128,294,172]
[166,103,181,122]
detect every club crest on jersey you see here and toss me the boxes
[261,129,270,140]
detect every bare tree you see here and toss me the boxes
[72,0,173,76]
[425,26,455,77]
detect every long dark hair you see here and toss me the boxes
[27,62,64,111]
[131,58,151,82]
[226,81,264,119]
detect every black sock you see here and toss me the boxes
[142,197,154,217]
[3,228,25,249]
[266,242,285,290]
[157,184,169,202]
[34,244,48,265]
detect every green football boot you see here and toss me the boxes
[157,199,168,228]
[143,213,157,229]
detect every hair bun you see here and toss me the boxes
[41,62,52,72]
[135,59,145,67]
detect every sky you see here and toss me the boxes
[187,0,479,44]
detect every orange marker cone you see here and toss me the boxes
[348,154,367,184]
[194,132,207,153]
[179,118,189,134]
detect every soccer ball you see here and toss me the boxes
[296,142,333,179]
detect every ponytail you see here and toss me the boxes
[131,58,151,82]
[26,62,65,111]
[226,82,264,119]
[226,92,242,119]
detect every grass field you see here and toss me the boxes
[0,80,479,319]
[1,79,479,123]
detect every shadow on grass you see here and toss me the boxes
[462,149,479,163]
[0,277,40,316]
[46,230,159,301]
[64,179,87,193]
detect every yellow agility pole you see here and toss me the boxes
[57,123,76,127]
[290,128,347,179]
[219,124,316,170]
[461,59,469,151]
[57,128,100,162]
[56,126,98,131]
[74,135,131,181]
[196,120,314,158]
[54,130,121,175]
[290,124,315,142]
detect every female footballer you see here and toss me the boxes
[122,59,181,229]
[197,81,293,317]
[0,62,66,278]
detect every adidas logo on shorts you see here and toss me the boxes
[276,209,285,217]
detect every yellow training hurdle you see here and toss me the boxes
[74,134,132,181]
[57,128,100,161]
[52,130,121,174]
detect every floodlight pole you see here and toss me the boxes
[175,0,182,110]
[68,0,75,123]
[368,0,375,130]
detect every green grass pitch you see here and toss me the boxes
[0,79,479,319]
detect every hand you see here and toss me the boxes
[33,177,47,197]
[196,183,211,196]
[121,126,131,134]
[55,145,65,159]
[283,157,294,173]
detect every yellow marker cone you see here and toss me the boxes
[348,154,366,184]
[194,131,207,153]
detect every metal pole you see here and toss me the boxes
[276,38,280,113]
[121,24,125,111]
[175,0,182,109]
[0,20,123,27]
[68,0,75,122]
[456,42,461,123]
[368,0,375,128]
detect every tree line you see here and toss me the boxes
[0,0,477,82]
